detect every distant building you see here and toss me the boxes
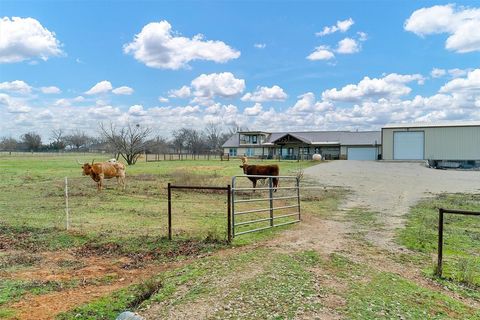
[222,130,381,160]
[382,121,480,163]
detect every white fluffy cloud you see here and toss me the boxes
[88,105,121,118]
[158,96,169,103]
[431,68,471,79]
[112,86,134,95]
[308,35,363,61]
[244,103,263,116]
[307,46,335,60]
[191,72,245,103]
[0,93,31,113]
[85,81,113,95]
[54,96,85,108]
[168,86,191,99]
[357,32,368,41]
[290,92,334,113]
[123,20,240,70]
[431,68,447,78]
[316,18,354,36]
[40,86,61,94]
[128,104,146,116]
[405,4,480,53]
[291,92,316,112]
[448,68,470,78]
[0,80,32,94]
[2,69,480,141]
[336,38,360,54]
[439,69,480,93]
[0,17,63,63]
[322,73,424,102]
[241,85,287,102]
[254,43,266,49]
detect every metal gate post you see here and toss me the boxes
[167,182,172,240]
[227,184,232,243]
[296,176,301,221]
[436,208,444,277]
[269,177,274,226]
[231,177,236,238]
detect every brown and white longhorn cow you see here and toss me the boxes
[80,160,126,191]
[239,156,279,192]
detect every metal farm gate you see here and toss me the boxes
[231,175,301,237]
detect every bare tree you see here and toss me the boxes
[185,129,206,154]
[172,128,207,154]
[66,130,90,150]
[171,129,189,153]
[0,137,18,153]
[100,122,151,165]
[50,129,66,151]
[145,136,169,154]
[228,121,248,135]
[21,132,42,151]
[204,122,222,152]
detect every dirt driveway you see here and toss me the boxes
[305,161,480,247]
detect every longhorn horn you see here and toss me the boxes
[76,159,82,165]
[92,159,95,165]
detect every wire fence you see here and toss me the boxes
[0,174,232,241]
[145,153,226,162]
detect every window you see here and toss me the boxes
[229,148,237,156]
[246,148,254,156]
[299,147,310,155]
[251,135,257,144]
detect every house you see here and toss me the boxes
[222,130,381,160]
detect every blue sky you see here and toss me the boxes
[1,1,479,141]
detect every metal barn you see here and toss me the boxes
[381,122,480,161]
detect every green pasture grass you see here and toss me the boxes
[0,154,314,241]
[58,248,479,320]
[56,277,164,320]
[0,155,342,313]
[58,248,322,319]
[308,252,479,320]
[57,249,269,319]
[398,193,480,289]
[0,155,327,267]
[0,279,80,306]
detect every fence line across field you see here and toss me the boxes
[145,153,225,162]
[231,175,301,237]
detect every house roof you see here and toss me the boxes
[222,133,240,148]
[222,131,381,148]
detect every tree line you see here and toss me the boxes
[0,122,241,165]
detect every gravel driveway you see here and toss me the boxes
[305,161,480,246]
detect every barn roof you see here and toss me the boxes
[383,121,480,129]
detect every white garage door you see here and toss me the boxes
[347,147,377,160]
[394,131,424,160]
